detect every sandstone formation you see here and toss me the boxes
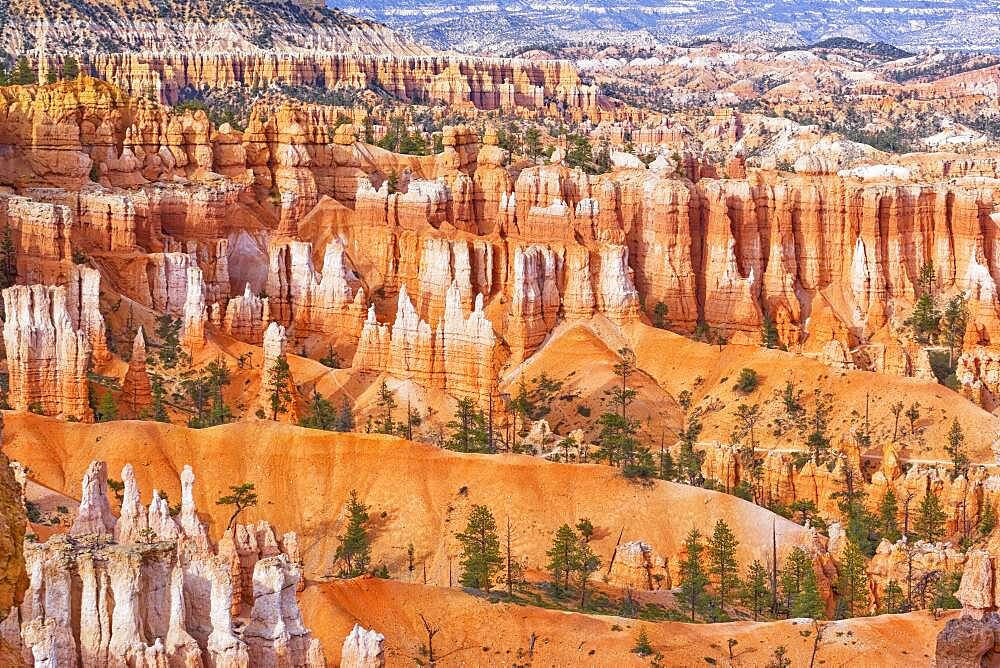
[340,624,385,668]
[2,460,324,667]
[120,328,152,418]
[353,282,506,404]
[0,428,27,666]
[2,282,94,421]
[258,322,300,422]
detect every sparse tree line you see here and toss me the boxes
[312,488,964,636]
[0,54,80,86]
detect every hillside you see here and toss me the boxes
[343,0,1000,53]
[303,578,950,666]
[0,0,431,54]
[1,413,819,580]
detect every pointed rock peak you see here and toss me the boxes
[180,465,197,514]
[474,293,485,313]
[366,304,377,323]
[70,460,116,536]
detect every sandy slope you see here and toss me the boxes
[622,323,999,462]
[3,413,812,582]
[302,577,949,666]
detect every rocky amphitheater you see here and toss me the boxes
[2,1,1000,666]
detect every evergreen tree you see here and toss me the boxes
[708,519,740,612]
[805,390,833,463]
[931,571,962,612]
[0,226,16,289]
[791,564,824,618]
[375,381,396,434]
[62,56,79,80]
[761,317,780,349]
[881,580,905,614]
[780,547,814,614]
[907,292,941,343]
[12,56,36,85]
[945,418,969,478]
[979,503,997,539]
[905,402,921,434]
[546,524,580,594]
[455,505,503,590]
[337,396,355,432]
[216,483,258,530]
[154,315,182,369]
[652,301,668,329]
[523,126,542,159]
[149,373,169,423]
[678,414,704,485]
[837,539,870,618]
[678,528,709,621]
[632,628,654,657]
[266,355,292,420]
[445,397,489,453]
[658,447,676,481]
[205,358,232,427]
[299,391,338,431]
[96,390,117,422]
[575,540,601,608]
[878,488,901,543]
[914,490,947,542]
[941,295,968,366]
[742,560,770,621]
[335,490,371,577]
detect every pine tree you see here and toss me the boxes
[881,580,905,614]
[455,505,503,590]
[678,414,704,485]
[96,390,117,422]
[154,315,182,369]
[742,560,770,621]
[546,524,580,594]
[0,226,16,289]
[374,381,396,434]
[299,391,338,431]
[678,528,709,622]
[708,519,740,612]
[216,483,258,530]
[791,561,824,619]
[941,294,968,366]
[979,503,997,539]
[945,418,969,478]
[780,547,813,613]
[12,56,37,85]
[837,538,870,618]
[62,56,80,80]
[878,488,901,543]
[914,490,947,542]
[575,540,601,608]
[336,396,355,432]
[761,317,780,349]
[266,355,293,420]
[632,628,654,657]
[335,490,371,577]
[445,397,489,453]
[149,373,169,423]
[932,571,962,612]
[658,447,676,481]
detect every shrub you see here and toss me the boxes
[733,368,759,394]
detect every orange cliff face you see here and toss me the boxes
[1,76,1000,421]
